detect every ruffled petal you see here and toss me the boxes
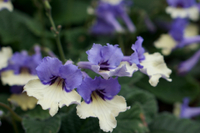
[86,44,103,65]
[166,6,199,21]
[1,70,38,86]
[140,52,172,87]
[76,93,127,132]
[36,57,63,85]
[8,92,37,111]
[154,34,177,55]
[24,79,81,116]
[0,47,12,69]
[59,64,82,92]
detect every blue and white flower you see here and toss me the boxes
[0,0,13,12]
[166,0,200,21]
[78,43,138,79]
[154,18,199,55]
[90,0,135,34]
[1,46,42,86]
[124,36,172,86]
[24,57,82,116]
[76,76,128,132]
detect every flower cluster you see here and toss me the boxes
[21,36,172,132]
[154,0,200,74]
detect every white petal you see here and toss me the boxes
[154,34,177,56]
[76,92,128,132]
[0,1,13,12]
[24,79,81,116]
[101,0,122,5]
[0,47,12,69]
[1,70,38,86]
[166,6,199,21]
[140,52,172,87]
[8,93,37,111]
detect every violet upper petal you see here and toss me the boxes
[99,77,120,100]
[36,57,62,85]
[59,64,82,92]
[86,44,103,65]
[77,77,101,104]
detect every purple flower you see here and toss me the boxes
[77,76,120,104]
[180,97,200,118]
[76,76,128,132]
[1,47,42,86]
[24,57,82,116]
[36,57,82,92]
[122,36,145,68]
[78,43,132,79]
[90,0,135,35]
[178,50,200,74]
[0,0,13,12]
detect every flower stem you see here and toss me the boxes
[43,0,66,63]
[117,34,125,54]
[0,102,22,122]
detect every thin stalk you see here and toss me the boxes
[43,0,66,63]
[118,34,125,54]
[0,102,22,122]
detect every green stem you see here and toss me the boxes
[0,102,22,122]
[118,34,125,54]
[43,0,66,63]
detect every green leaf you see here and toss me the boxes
[118,71,144,85]
[22,105,51,120]
[114,102,149,133]
[149,113,200,133]
[135,74,200,104]
[22,116,61,133]
[119,85,157,123]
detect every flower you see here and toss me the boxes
[0,47,12,70]
[0,0,13,12]
[154,18,199,55]
[166,0,200,21]
[178,50,200,74]
[24,57,82,116]
[90,0,135,34]
[1,46,42,86]
[0,110,3,126]
[78,43,136,79]
[180,98,200,118]
[124,37,172,86]
[76,76,128,132]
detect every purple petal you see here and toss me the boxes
[130,36,145,67]
[86,44,103,65]
[101,44,124,67]
[180,97,200,118]
[176,36,200,48]
[77,77,101,104]
[59,64,82,92]
[99,77,121,100]
[169,18,188,42]
[36,57,63,85]
[178,50,200,74]
[167,0,196,8]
